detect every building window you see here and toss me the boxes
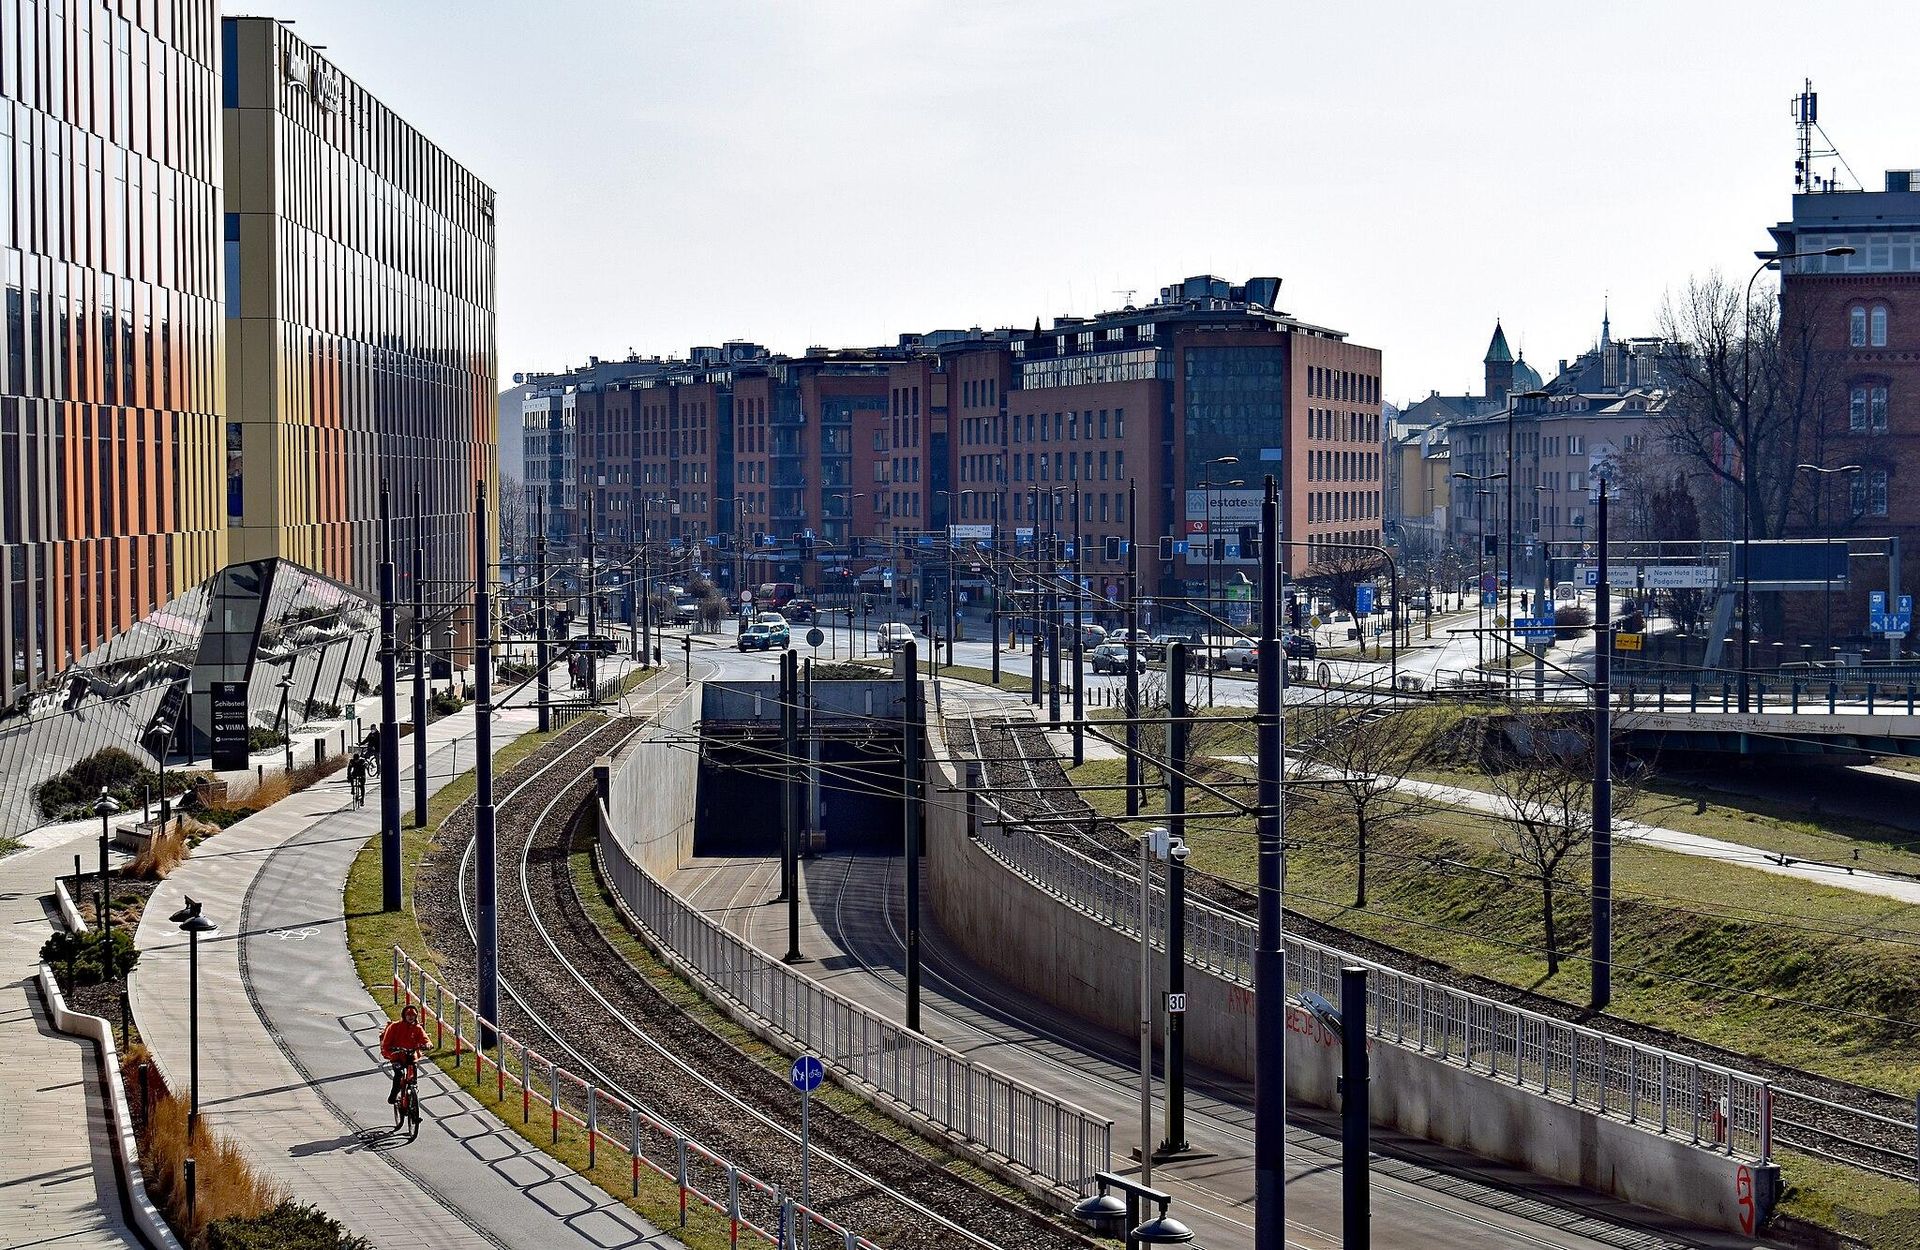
[1872,305,1889,347]
[1852,383,1890,432]
[1851,305,1869,348]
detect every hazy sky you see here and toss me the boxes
[248,1,1920,402]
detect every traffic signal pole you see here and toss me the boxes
[473,481,500,1049]
[1254,475,1288,1245]
[378,482,401,912]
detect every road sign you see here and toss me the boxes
[739,589,753,603]
[1308,614,1322,629]
[1643,565,1720,590]
[1871,590,1888,632]
[1614,632,1644,651]
[1515,617,1556,642]
[789,1055,824,1092]
[1166,993,1188,1014]
[1576,564,1641,588]
[1355,585,1375,616]
[806,627,825,648]
[1481,591,1497,607]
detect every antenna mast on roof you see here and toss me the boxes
[1791,79,1855,194]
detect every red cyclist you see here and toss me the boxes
[382,1004,430,1104]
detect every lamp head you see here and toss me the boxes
[1132,1209,1196,1245]
[95,788,122,817]
[1071,1190,1129,1235]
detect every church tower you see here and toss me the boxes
[1484,321,1515,402]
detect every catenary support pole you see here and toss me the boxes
[1072,488,1085,765]
[902,640,923,1031]
[1341,966,1371,1250]
[1161,642,1189,1155]
[1254,474,1288,1245]
[991,521,1003,684]
[473,481,500,1049]
[1126,481,1141,817]
[785,649,802,963]
[378,481,402,912]
[1592,479,1613,1012]
[1139,829,1154,1185]
[585,494,599,699]
[535,499,550,734]
[412,486,427,828]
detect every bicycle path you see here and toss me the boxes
[0,831,142,1250]
[131,699,682,1250]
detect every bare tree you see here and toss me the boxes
[1300,707,1442,908]
[1483,719,1635,978]
[1305,547,1387,655]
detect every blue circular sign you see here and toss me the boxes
[789,1055,825,1093]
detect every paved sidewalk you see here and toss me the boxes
[131,701,680,1250]
[0,833,140,1249]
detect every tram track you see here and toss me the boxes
[412,683,1088,1249]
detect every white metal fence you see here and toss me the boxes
[390,949,884,1250]
[595,808,1113,1191]
[972,802,1774,1163]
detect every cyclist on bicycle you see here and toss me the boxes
[346,752,368,806]
[381,1004,430,1104]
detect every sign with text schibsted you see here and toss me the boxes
[210,681,251,771]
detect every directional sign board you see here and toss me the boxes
[1872,591,1912,635]
[1354,585,1375,616]
[789,1055,825,1093]
[1576,564,1641,589]
[1515,616,1557,642]
[1643,565,1721,590]
[1614,632,1644,651]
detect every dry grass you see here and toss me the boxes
[120,1043,283,1247]
[127,827,190,880]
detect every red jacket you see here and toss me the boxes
[381,1018,429,1063]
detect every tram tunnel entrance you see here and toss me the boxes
[693,677,911,858]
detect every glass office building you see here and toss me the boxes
[222,17,497,637]
[1,0,229,707]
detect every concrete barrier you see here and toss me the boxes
[37,965,184,1250]
[923,720,1780,1236]
[604,688,699,876]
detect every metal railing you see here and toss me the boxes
[390,948,883,1250]
[970,800,1774,1163]
[595,810,1112,1191]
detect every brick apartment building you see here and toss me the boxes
[1774,174,1920,618]
[522,275,1385,600]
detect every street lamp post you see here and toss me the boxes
[168,897,219,1135]
[1796,463,1863,659]
[1201,457,1239,705]
[95,789,121,1033]
[277,671,294,775]
[1739,244,1856,711]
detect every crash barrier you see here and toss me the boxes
[594,811,1112,1192]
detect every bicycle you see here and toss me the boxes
[391,1048,423,1140]
[349,767,367,809]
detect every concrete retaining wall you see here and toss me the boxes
[606,689,700,876]
[923,723,1779,1236]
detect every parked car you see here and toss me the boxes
[1284,632,1319,660]
[1216,640,1258,671]
[1090,642,1148,675]
[877,622,914,653]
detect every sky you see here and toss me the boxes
[246,0,1920,403]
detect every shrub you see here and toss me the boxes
[128,827,190,880]
[41,928,139,987]
[207,1202,372,1250]
[429,688,465,717]
[698,593,728,632]
[1551,603,1592,642]
[36,747,162,818]
[246,726,285,752]
[139,1083,284,1247]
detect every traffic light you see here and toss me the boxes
[1238,525,1260,560]
[1484,535,1499,556]
[1104,536,1123,562]
[1212,537,1227,563]
[1158,536,1175,561]
[920,612,933,637]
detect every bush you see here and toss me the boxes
[698,593,728,632]
[41,928,139,987]
[1551,603,1592,642]
[128,827,190,880]
[429,688,465,717]
[246,726,285,752]
[207,1202,372,1250]
[36,747,179,819]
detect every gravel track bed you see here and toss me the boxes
[416,714,1085,1250]
[963,715,1918,1177]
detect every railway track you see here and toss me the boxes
[417,709,1087,1250]
[960,713,1920,1186]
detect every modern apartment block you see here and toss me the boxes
[0,0,228,701]
[222,16,497,615]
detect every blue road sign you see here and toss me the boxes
[1899,595,1914,632]
[1355,585,1375,616]
[1172,540,1188,555]
[1871,590,1889,632]
[789,1055,825,1093]
[1482,591,1498,607]
[1515,616,1557,641]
